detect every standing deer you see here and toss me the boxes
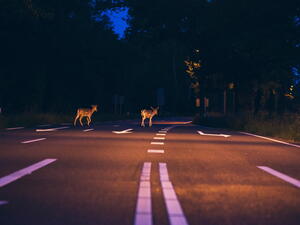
[141,107,159,127]
[74,105,98,126]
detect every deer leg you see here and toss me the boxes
[149,117,152,127]
[87,117,91,126]
[79,116,84,126]
[74,114,79,126]
[141,117,145,127]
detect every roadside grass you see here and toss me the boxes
[0,112,138,129]
[193,112,300,142]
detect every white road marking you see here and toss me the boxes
[83,128,94,132]
[0,200,8,206]
[157,133,166,136]
[197,130,231,138]
[36,126,70,132]
[159,131,167,133]
[134,162,152,225]
[241,132,300,149]
[112,128,133,134]
[6,127,24,131]
[0,159,57,188]
[154,137,165,140]
[151,142,164,145]
[21,138,46,144]
[159,163,189,225]
[37,124,52,127]
[148,149,164,153]
[257,166,300,188]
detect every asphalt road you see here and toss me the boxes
[0,118,300,225]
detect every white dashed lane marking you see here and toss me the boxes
[0,159,57,188]
[6,127,24,131]
[156,133,166,136]
[36,126,70,132]
[148,149,164,153]
[151,142,164,145]
[154,137,165,140]
[83,128,94,132]
[257,166,300,188]
[134,162,152,225]
[159,163,189,225]
[21,138,46,144]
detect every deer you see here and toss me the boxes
[141,106,159,127]
[74,105,98,126]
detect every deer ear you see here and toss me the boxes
[151,106,154,110]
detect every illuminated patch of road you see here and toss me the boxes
[258,166,300,188]
[134,162,152,225]
[83,128,94,132]
[241,132,300,149]
[0,159,57,188]
[21,138,46,144]
[159,163,189,225]
[147,149,164,153]
[6,127,24,131]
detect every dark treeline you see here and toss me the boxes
[0,0,299,115]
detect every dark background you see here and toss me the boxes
[0,0,299,115]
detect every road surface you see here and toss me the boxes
[0,118,300,225]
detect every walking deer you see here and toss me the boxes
[141,107,159,127]
[74,105,98,126]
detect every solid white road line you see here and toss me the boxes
[148,149,164,153]
[83,128,94,132]
[159,163,189,225]
[151,142,164,145]
[6,127,24,131]
[257,166,300,188]
[0,159,57,188]
[0,200,8,206]
[241,132,300,149]
[157,133,166,136]
[134,162,152,225]
[21,138,46,144]
[154,137,165,140]
[198,130,231,138]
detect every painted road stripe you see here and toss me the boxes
[151,142,164,145]
[157,133,166,136]
[154,137,165,140]
[0,200,8,206]
[21,138,46,144]
[0,159,57,188]
[83,128,94,132]
[6,127,24,131]
[37,124,52,127]
[134,162,152,225]
[159,163,189,225]
[257,166,300,188]
[241,132,300,149]
[159,131,167,133]
[148,149,164,153]
[36,126,70,132]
